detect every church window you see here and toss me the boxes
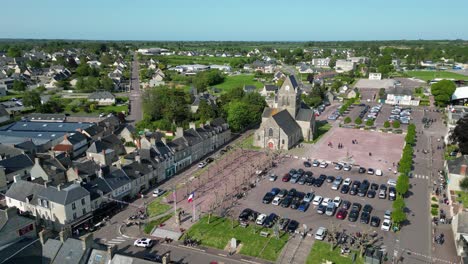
[268,128,273,137]
[282,139,285,145]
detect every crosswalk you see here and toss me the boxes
[103,236,129,246]
[413,174,429,180]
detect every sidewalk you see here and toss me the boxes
[277,234,314,264]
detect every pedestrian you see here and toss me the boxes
[369,152,372,156]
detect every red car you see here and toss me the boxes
[336,208,348,220]
[282,173,291,182]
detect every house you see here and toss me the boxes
[0,206,36,248]
[86,134,126,166]
[0,104,10,123]
[0,84,7,96]
[26,113,66,122]
[254,75,316,150]
[451,211,468,260]
[273,71,286,82]
[347,56,369,64]
[451,86,468,106]
[0,153,34,188]
[335,60,356,73]
[311,58,331,68]
[190,92,218,114]
[385,87,419,106]
[260,84,278,97]
[5,178,92,231]
[52,133,88,158]
[42,233,94,264]
[88,91,116,106]
[0,143,24,160]
[122,159,155,197]
[30,155,67,185]
[446,155,468,192]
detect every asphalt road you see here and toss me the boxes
[128,53,143,125]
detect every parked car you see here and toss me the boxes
[282,174,291,182]
[387,179,397,186]
[304,161,312,167]
[319,162,328,168]
[325,202,336,216]
[305,176,315,186]
[269,174,277,181]
[304,192,315,202]
[367,189,376,198]
[315,227,327,240]
[279,218,290,230]
[272,196,282,206]
[271,188,280,196]
[348,210,359,222]
[340,185,350,194]
[342,200,351,210]
[389,187,396,201]
[312,195,323,206]
[198,162,207,168]
[317,204,326,214]
[297,176,306,185]
[358,167,366,173]
[336,208,348,220]
[290,174,301,184]
[134,238,153,248]
[277,189,288,198]
[332,176,343,190]
[375,169,383,176]
[256,214,267,225]
[321,197,331,206]
[381,219,391,231]
[290,197,302,209]
[281,197,293,208]
[152,189,166,197]
[343,178,352,186]
[334,163,343,170]
[287,188,297,198]
[360,212,370,224]
[379,185,387,199]
[367,168,375,175]
[262,192,275,204]
[326,175,335,183]
[287,220,299,233]
[298,201,310,212]
[384,210,392,220]
[333,196,342,207]
[238,208,253,222]
[264,213,279,228]
[370,216,381,227]
[343,164,352,171]
[312,160,320,167]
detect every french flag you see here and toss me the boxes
[187,192,194,203]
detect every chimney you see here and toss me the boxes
[13,174,21,183]
[189,122,196,130]
[461,164,467,177]
[81,233,94,251]
[135,155,141,164]
[59,229,70,243]
[57,184,62,191]
[98,168,103,178]
[44,181,49,188]
[176,127,184,138]
[35,157,41,165]
[107,245,116,260]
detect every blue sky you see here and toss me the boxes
[1,0,466,41]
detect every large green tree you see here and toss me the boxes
[12,80,27,91]
[22,90,41,108]
[451,116,468,154]
[431,80,456,106]
[226,101,253,132]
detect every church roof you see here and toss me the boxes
[272,110,302,137]
[281,75,299,90]
[296,108,314,122]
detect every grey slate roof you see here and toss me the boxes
[296,108,314,122]
[272,109,302,137]
[103,167,131,190]
[264,84,278,92]
[0,143,23,159]
[42,239,63,264]
[0,154,34,174]
[282,75,298,89]
[261,107,275,118]
[456,211,468,234]
[210,117,227,128]
[183,128,203,146]
[448,155,468,175]
[386,87,413,96]
[243,85,257,92]
[122,161,153,180]
[49,238,86,264]
[88,91,115,100]
[5,180,45,203]
[66,132,87,144]
[0,105,9,117]
[37,183,89,205]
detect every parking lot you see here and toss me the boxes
[234,157,400,258]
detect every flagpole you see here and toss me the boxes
[192,196,196,221]
[173,185,179,228]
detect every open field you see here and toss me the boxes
[405,71,468,81]
[216,74,263,92]
[306,241,364,264]
[154,55,245,66]
[183,216,289,261]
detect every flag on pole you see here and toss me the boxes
[187,192,194,203]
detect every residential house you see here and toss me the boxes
[86,134,126,166]
[0,153,34,188]
[30,155,67,185]
[190,92,218,114]
[0,84,7,96]
[0,206,36,248]
[451,211,468,260]
[52,133,88,158]
[243,85,257,93]
[0,143,24,160]
[6,178,92,231]
[273,71,286,83]
[347,56,369,64]
[87,61,102,68]
[122,159,155,197]
[42,233,94,264]
[260,84,278,97]
[0,104,10,123]
[369,73,382,80]
[88,91,116,106]
[311,58,331,68]
[447,155,468,192]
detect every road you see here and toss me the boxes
[128,53,143,125]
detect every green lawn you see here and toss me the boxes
[405,71,468,81]
[215,75,263,92]
[183,216,289,261]
[154,55,245,67]
[306,241,364,264]
[100,104,128,114]
[239,134,261,150]
[311,121,333,143]
[456,191,468,207]
[147,193,172,217]
[144,214,172,234]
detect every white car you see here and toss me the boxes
[312,160,320,167]
[381,219,391,231]
[134,238,153,248]
[384,210,392,220]
[334,163,343,170]
[152,188,165,197]
[198,162,207,168]
[315,227,327,240]
[319,162,328,168]
[269,174,277,181]
[387,179,397,186]
[272,196,282,206]
[343,178,352,186]
[333,196,342,207]
[343,164,352,171]
[312,195,323,206]
[304,192,315,203]
[256,214,267,225]
[375,169,383,176]
[321,197,331,206]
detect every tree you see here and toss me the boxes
[7,47,21,58]
[365,119,374,126]
[384,121,391,128]
[396,175,410,196]
[226,101,255,132]
[451,116,468,154]
[100,54,113,65]
[35,85,46,93]
[431,80,456,106]
[12,80,27,91]
[197,100,216,122]
[391,208,407,226]
[392,120,401,129]
[100,77,115,91]
[22,90,41,108]
[460,177,468,192]
[393,196,405,211]
[355,117,362,125]
[344,117,351,124]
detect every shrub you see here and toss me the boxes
[431,197,437,202]
[384,121,391,128]
[354,117,362,125]
[392,120,401,129]
[431,208,439,216]
[431,203,439,208]
[344,117,352,124]
[365,119,374,126]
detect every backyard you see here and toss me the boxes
[182,216,289,261]
[306,241,364,264]
[405,71,468,81]
[215,74,263,92]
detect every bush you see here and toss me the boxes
[431,197,437,202]
[392,120,401,129]
[431,208,439,216]
[431,203,439,208]
[354,117,362,125]
[384,121,391,128]
[365,119,374,126]
[344,117,352,124]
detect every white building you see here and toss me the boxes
[335,60,356,73]
[369,73,382,80]
[311,58,331,68]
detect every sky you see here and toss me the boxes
[1,0,467,41]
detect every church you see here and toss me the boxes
[253,75,316,150]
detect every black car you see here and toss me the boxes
[389,187,396,201]
[206,157,214,163]
[360,212,370,224]
[238,208,253,222]
[370,216,381,227]
[348,210,359,222]
[314,176,325,187]
[342,200,351,210]
[318,174,327,181]
[304,161,311,167]
[357,187,367,197]
[297,177,306,185]
[367,190,376,198]
[144,253,163,262]
[287,220,299,233]
[326,175,335,183]
[281,197,293,208]
[370,183,379,191]
[287,188,297,198]
[262,192,275,204]
[363,204,373,214]
[349,186,358,196]
[290,197,301,209]
[340,185,350,194]
[352,181,361,189]
[288,169,297,176]
[305,176,315,186]
[297,169,305,176]
[296,192,305,200]
[248,210,259,221]
[278,218,290,230]
[358,167,366,173]
[351,202,362,212]
[264,213,279,228]
[362,180,370,189]
[305,171,313,177]
[317,204,326,214]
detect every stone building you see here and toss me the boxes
[253,75,315,150]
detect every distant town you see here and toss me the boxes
[0,39,467,264]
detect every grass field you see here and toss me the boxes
[311,121,333,143]
[183,216,289,261]
[144,214,172,234]
[154,55,245,67]
[216,74,263,92]
[306,241,364,264]
[147,193,172,217]
[456,191,468,207]
[405,71,468,81]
